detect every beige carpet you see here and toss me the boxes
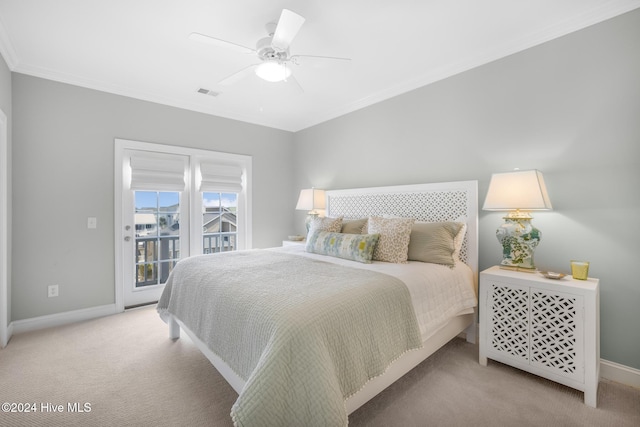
[1,306,638,427]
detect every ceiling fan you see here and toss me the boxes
[190,9,351,89]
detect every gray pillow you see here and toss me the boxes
[407,222,463,266]
[341,218,367,234]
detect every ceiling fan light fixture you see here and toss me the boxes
[255,61,292,82]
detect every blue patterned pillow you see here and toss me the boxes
[306,231,380,263]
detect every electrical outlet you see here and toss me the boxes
[48,284,59,298]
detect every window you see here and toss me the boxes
[135,191,181,287]
[202,192,238,254]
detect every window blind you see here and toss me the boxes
[129,152,187,191]
[199,161,243,193]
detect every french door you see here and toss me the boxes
[121,150,190,307]
[115,139,252,311]
[122,189,189,307]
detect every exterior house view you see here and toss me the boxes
[135,197,237,286]
[202,205,237,253]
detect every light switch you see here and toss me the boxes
[88,217,97,229]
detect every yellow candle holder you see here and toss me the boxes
[570,260,589,280]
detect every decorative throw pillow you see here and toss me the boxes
[307,216,343,238]
[341,218,368,234]
[306,231,380,263]
[367,216,415,263]
[407,222,463,266]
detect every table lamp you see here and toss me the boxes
[295,188,326,231]
[483,169,552,271]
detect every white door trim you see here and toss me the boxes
[114,138,252,312]
[0,109,9,347]
[114,140,126,312]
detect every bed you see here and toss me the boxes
[157,180,479,426]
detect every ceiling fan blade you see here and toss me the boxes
[290,54,351,63]
[271,9,305,52]
[219,64,259,86]
[189,32,255,54]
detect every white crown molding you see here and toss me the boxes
[292,1,640,131]
[12,60,295,130]
[0,17,19,69]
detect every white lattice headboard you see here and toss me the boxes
[326,181,478,279]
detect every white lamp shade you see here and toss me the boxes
[255,61,292,82]
[483,169,552,211]
[296,188,326,212]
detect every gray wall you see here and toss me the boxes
[0,53,12,328]
[11,74,294,320]
[293,10,640,369]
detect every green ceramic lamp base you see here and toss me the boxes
[496,212,541,271]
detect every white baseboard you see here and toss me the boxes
[10,304,120,335]
[600,359,640,390]
[5,304,640,391]
[0,321,12,348]
[6,321,13,342]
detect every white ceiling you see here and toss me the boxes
[1,0,638,132]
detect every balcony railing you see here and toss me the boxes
[203,232,237,254]
[136,232,237,287]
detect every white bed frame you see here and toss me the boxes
[166,180,479,415]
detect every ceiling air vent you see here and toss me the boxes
[197,88,220,97]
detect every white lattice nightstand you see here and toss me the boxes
[282,239,305,247]
[479,266,600,407]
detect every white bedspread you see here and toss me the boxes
[273,245,477,341]
[158,249,424,427]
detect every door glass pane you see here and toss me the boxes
[135,191,180,287]
[203,192,238,254]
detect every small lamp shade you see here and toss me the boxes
[296,188,325,233]
[296,188,326,213]
[483,169,552,271]
[483,169,552,211]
